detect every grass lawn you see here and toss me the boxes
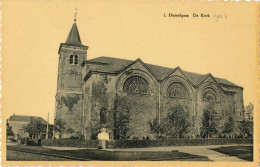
[211,145,253,161]
[7,144,211,161]
[7,150,69,161]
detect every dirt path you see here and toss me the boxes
[174,145,246,162]
[107,145,249,162]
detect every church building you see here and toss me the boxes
[54,20,244,140]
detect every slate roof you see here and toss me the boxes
[8,115,47,124]
[65,22,83,46]
[85,56,240,88]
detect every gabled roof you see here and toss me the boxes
[86,56,132,73]
[65,22,82,46]
[8,115,47,125]
[182,71,207,85]
[214,77,239,87]
[85,56,240,87]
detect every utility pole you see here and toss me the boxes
[46,113,49,139]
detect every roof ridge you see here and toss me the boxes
[84,56,238,87]
[88,56,134,62]
[11,114,40,117]
[182,70,206,76]
[10,115,45,120]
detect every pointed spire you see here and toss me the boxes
[66,23,82,45]
[65,9,82,46]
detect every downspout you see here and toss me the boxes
[82,82,85,139]
[158,82,161,137]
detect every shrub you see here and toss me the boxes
[42,138,252,149]
[42,139,99,148]
[108,138,253,148]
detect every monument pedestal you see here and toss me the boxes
[101,140,106,149]
[98,128,109,149]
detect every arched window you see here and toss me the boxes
[167,82,188,98]
[123,76,149,94]
[74,55,78,64]
[100,108,107,124]
[69,55,78,65]
[202,88,217,102]
[69,55,74,64]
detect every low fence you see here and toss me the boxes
[41,138,253,148]
[42,139,100,148]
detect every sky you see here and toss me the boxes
[2,1,258,124]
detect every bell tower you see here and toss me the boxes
[55,17,88,138]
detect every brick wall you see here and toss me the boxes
[115,94,157,140]
[55,44,87,138]
[55,93,83,138]
[81,62,244,140]
[83,74,117,140]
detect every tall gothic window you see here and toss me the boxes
[69,55,78,65]
[100,107,107,124]
[123,76,149,94]
[167,82,188,99]
[202,88,217,102]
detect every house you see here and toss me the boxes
[7,114,51,140]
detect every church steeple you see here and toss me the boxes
[65,22,82,46]
[55,13,89,138]
[65,9,82,46]
[58,12,88,54]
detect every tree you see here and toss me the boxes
[54,118,66,138]
[114,109,130,140]
[152,104,190,138]
[239,102,254,138]
[7,126,14,136]
[239,119,253,138]
[24,120,46,138]
[90,122,102,140]
[66,127,75,134]
[113,96,132,140]
[244,102,254,120]
[222,116,234,137]
[200,103,219,138]
[148,117,162,138]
